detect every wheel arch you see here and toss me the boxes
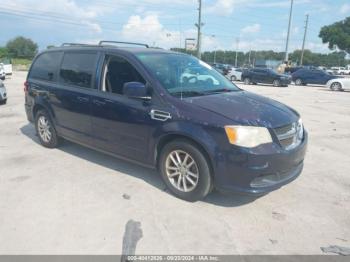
[32,100,56,124]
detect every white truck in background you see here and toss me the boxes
[0,58,13,76]
[331,66,350,75]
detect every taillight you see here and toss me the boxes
[24,81,29,92]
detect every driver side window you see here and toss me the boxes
[102,55,146,95]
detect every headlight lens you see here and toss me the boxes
[297,118,304,140]
[224,125,272,148]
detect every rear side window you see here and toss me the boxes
[59,52,98,88]
[30,52,63,81]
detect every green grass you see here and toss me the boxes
[12,58,32,66]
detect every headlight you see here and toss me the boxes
[297,118,304,140]
[224,125,272,148]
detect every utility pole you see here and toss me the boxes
[235,38,240,67]
[300,14,309,66]
[195,0,203,59]
[284,0,294,62]
[248,48,252,66]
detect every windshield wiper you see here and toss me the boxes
[171,90,205,97]
[202,88,236,94]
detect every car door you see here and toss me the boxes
[264,69,274,84]
[50,51,99,144]
[318,71,332,84]
[250,69,260,83]
[303,70,315,84]
[90,53,157,164]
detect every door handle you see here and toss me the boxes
[77,96,89,102]
[93,99,106,106]
[149,109,172,121]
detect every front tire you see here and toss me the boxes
[35,110,60,148]
[273,79,281,87]
[231,75,236,82]
[295,78,303,86]
[159,139,212,202]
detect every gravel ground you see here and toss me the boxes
[0,71,349,255]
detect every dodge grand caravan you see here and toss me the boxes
[25,41,308,201]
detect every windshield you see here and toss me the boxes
[137,53,240,97]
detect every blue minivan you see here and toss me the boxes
[25,41,307,201]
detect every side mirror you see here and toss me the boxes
[123,82,151,101]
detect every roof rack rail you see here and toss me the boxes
[61,43,94,47]
[98,41,149,48]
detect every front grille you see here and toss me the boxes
[274,121,303,150]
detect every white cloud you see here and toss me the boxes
[205,0,246,16]
[241,24,261,34]
[340,3,350,14]
[121,15,182,48]
[1,0,112,33]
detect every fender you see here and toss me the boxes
[151,120,221,169]
[32,95,57,125]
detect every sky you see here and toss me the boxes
[0,0,349,53]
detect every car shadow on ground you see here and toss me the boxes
[20,123,259,207]
[317,89,350,93]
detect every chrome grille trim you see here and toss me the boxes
[274,121,303,150]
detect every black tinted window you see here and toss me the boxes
[59,52,97,88]
[30,52,63,81]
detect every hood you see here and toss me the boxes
[185,91,299,128]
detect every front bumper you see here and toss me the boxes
[215,131,308,195]
[0,91,6,101]
[280,78,292,85]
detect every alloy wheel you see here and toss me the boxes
[165,150,199,192]
[331,82,342,91]
[38,115,52,143]
[295,79,302,86]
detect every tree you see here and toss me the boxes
[0,47,9,58]
[319,17,350,54]
[6,36,38,59]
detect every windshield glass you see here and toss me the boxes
[137,53,240,97]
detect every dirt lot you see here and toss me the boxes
[0,71,349,255]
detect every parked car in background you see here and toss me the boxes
[338,67,350,75]
[284,66,303,74]
[226,68,243,81]
[327,78,350,91]
[181,67,219,85]
[24,41,307,201]
[0,80,7,104]
[212,63,230,75]
[0,64,6,80]
[0,58,13,75]
[292,68,338,85]
[242,68,291,87]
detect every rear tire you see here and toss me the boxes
[244,77,251,85]
[0,99,6,105]
[159,139,212,202]
[35,110,60,148]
